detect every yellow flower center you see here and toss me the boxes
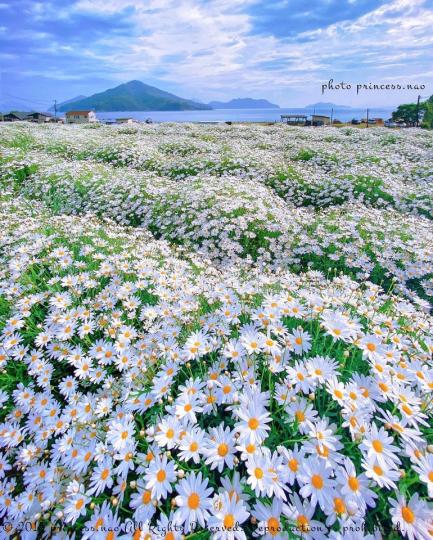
[372,439,383,453]
[316,445,329,458]
[267,517,280,536]
[255,467,264,479]
[248,418,259,430]
[334,497,346,514]
[295,410,305,422]
[401,506,415,524]
[188,492,200,510]
[289,458,298,472]
[297,515,309,532]
[311,474,324,489]
[348,476,359,491]
[402,404,412,415]
[224,514,235,529]
[373,465,383,476]
[218,443,228,457]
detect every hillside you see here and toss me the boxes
[50,95,86,111]
[58,81,212,112]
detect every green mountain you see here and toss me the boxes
[58,81,212,112]
[50,95,86,112]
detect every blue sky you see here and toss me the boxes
[1,0,432,109]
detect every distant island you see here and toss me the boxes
[209,98,279,109]
[57,80,211,112]
[306,102,354,110]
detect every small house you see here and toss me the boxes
[311,115,331,126]
[65,110,97,124]
[3,111,29,121]
[281,114,308,126]
[371,117,384,126]
[116,117,134,124]
[26,112,53,123]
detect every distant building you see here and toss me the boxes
[371,117,384,126]
[26,112,54,123]
[311,114,331,126]
[3,111,29,121]
[65,110,97,124]
[281,114,308,126]
[116,117,134,124]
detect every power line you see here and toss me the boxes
[4,92,52,104]
[1,92,53,107]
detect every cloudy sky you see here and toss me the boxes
[1,0,432,109]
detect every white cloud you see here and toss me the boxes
[69,0,433,105]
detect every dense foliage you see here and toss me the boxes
[392,95,433,128]
[0,122,432,540]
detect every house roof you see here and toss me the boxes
[65,110,93,115]
[4,112,29,120]
[27,112,53,117]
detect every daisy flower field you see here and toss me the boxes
[0,121,432,539]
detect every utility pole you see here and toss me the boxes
[416,95,421,127]
[366,108,369,128]
[331,107,333,126]
[54,99,57,119]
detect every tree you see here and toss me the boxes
[392,103,420,125]
[392,94,433,127]
[421,101,433,129]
